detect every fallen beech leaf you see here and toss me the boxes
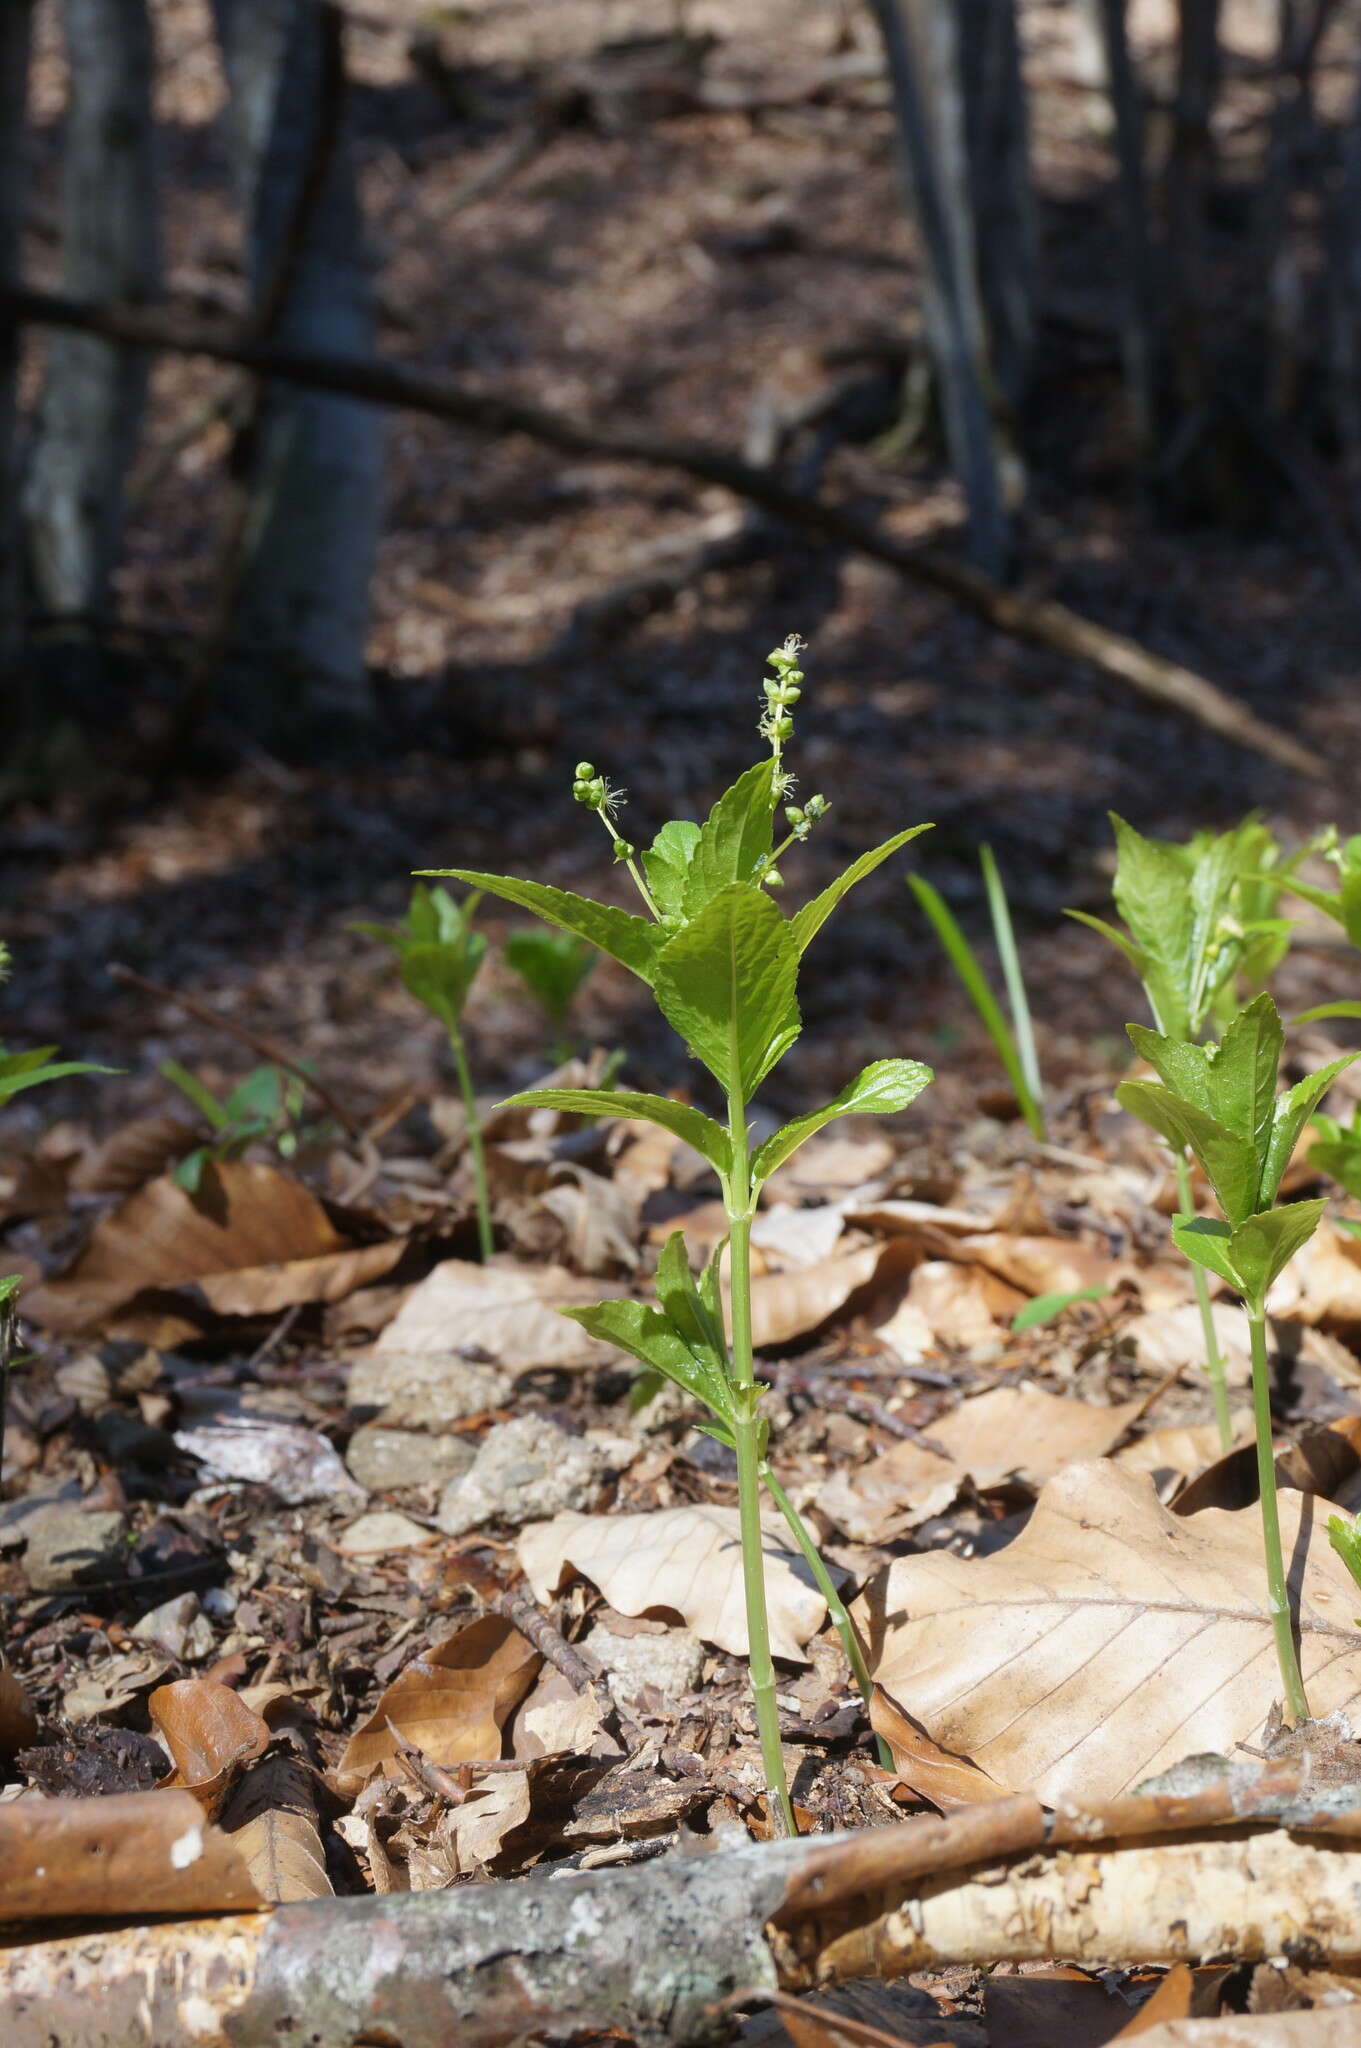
[511,1666,607,1762]
[0,1788,260,1918]
[1125,2019,1361,2046]
[1269,1218,1361,1330]
[870,1690,1008,1809]
[63,1648,171,1724]
[519,1504,827,1662]
[149,1679,270,1816]
[334,1615,541,1795]
[445,1767,532,1873]
[0,1667,38,1756]
[745,1245,883,1348]
[749,1204,846,1270]
[221,1756,332,1903]
[762,1130,895,1202]
[1170,1418,1361,1520]
[898,1258,1025,1347]
[70,1114,200,1194]
[863,1460,1361,1805]
[364,1258,620,1375]
[1113,1424,1236,1495]
[952,1233,1125,1298]
[820,1385,1143,1543]
[1124,1303,1255,1389]
[23,1160,402,1340]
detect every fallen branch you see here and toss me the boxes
[5,286,1322,777]
[8,1758,1361,2046]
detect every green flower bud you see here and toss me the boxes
[575,761,595,781]
[612,838,634,861]
[764,867,785,888]
[805,793,828,820]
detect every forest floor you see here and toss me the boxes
[7,2,1361,2043]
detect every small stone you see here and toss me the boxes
[131,1592,214,1662]
[345,1424,476,1494]
[24,1505,129,1592]
[337,1510,436,1556]
[436,1416,634,1538]
[585,1622,706,1704]
[347,1352,512,1432]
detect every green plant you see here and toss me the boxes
[503,928,597,1061]
[1071,815,1295,1450]
[1305,1106,1361,1202]
[1117,991,1357,1723]
[1010,1284,1110,1333]
[423,636,933,1830]
[355,884,493,1258]
[908,846,1044,1140]
[160,1060,325,1193]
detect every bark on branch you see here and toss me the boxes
[3,285,1323,778]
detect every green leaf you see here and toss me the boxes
[908,875,1045,1140]
[0,1054,115,1106]
[1226,1200,1328,1311]
[172,1147,210,1194]
[503,929,596,1028]
[682,761,777,917]
[1063,909,1147,979]
[643,821,701,923]
[654,1232,729,1375]
[652,883,800,1100]
[561,1297,733,1420]
[1327,1512,1361,1606]
[160,1058,232,1130]
[791,825,933,959]
[495,1086,731,1175]
[1307,1127,1361,1201]
[225,1066,288,1124]
[1109,814,1195,1040]
[1010,1285,1110,1332]
[982,844,1042,1105]
[1292,1001,1361,1026]
[1116,1078,1260,1226]
[0,1273,19,1307]
[419,870,661,984]
[401,935,487,1032]
[1130,995,1282,1159]
[1169,1214,1245,1294]
[1260,1054,1361,1207]
[750,1058,933,1184]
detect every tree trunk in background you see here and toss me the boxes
[1094,0,1158,454]
[0,0,34,685]
[1328,41,1361,525]
[1166,0,1223,418]
[957,0,1036,423]
[867,0,1021,580]
[21,0,158,623]
[211,0,382,746]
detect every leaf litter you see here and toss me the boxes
[10,993,1361,2040]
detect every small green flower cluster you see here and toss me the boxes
[760,635,805,802]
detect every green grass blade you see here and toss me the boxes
[908,874,1046,1140]
[981,845,1043,1107]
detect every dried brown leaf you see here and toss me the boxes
[149,1679,270,1816]
[863,1460,1361,1805]
[519,1503,827,1662]
[222,1758,333,1903]
[334,1614,541,1796]
[70,1115,200,1195]
[364,1257,621,1376]
[0,1667,38,1757]
[1269,1219,1361,1330]
[820,1385,1143,1543]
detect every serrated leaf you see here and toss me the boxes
[1228,1200,1329,1310]
[561,1297,733,1419]
[1169,1214,1244,1292]
[496,1086,731,1174]
[419,870,661,984]
[401,936,486,1031]
[791,826,933,959]
[1110,814,1195,1039]
[654,1231,729,1372]
[1261,1055,1361,1207]
[681,761,777,917]
[652,883,800,1099]
[750,1058,933,1183]
[1116,1078,1260,1225]
[1127,994,1283,1163]
[502,930,595,1027]
[642,820,701,922]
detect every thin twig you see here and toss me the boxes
[106,961,361,1137]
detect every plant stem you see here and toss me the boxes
[726,1085,796,1837]
[449,1025,494,1260]
[1173,1149,1234,1452]
[981,844,1042,1108]
[1247,1309,1311,1725]
[761,1463,894,1771]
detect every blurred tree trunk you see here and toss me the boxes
[1328,39,1361,524]
[1093,0,1158,454]
[21,0,159,624]
[211,0,382,746]
[867,0,1034,579]
[1166,0,1222,419]
[0,0,34,687]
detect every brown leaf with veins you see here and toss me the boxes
[149,1679,270,1817]
[862,1459,1361,1805]
[334,1615,541,1795]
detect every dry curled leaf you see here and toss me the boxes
[519,1503,827,1662]
[820,1385,1143,1544]
[334,1615,541,1796]
[0,1667,39,1757]
[863,1459,1361,1805]
[364,1258,621,1375]
[23,1160,402,1341]
[149,1679,270,1817]
[221,1755,332,1903]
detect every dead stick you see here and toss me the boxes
[106,962,361,1137]
[3,286,1323,778]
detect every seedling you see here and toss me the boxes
[1117,991,1357,1723]
[503,928,597,1062]
[424,636,933,1830]
[1072,815,1295,1450]
[355,885,493,1258]
[1011,1284,1110,1333]
[908,845,1044,1139]
[1305,1107,1361,1202]
[160,1060,326,1194]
